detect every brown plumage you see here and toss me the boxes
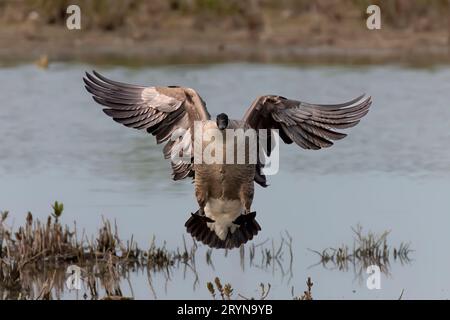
[83,71,372,249]
[84,70,209,180]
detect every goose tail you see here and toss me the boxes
[185,210,261,249]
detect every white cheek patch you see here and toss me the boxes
[204,198,243,240]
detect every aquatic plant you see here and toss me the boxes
[292,277,313,300]
[207,276,314,300]
[309,225,412,277]
[206,277,233,300]
[1,204,412,300]
[0,203,297,299]
[0,203,200,299]
[51,201,64,221]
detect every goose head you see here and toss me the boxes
[216,113,229,130]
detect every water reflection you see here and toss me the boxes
[0,212,296,300]
[308,225,412,282]
[1,63,450,298]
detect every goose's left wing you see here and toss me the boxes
[83,71,211,180]
[242,94,371,150]
[243,94,371,187]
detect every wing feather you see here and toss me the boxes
[84,71,210,180]
[243,94,371,184]
[244,94,371,149]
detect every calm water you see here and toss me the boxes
[1,63,450,299]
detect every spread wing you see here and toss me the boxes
[243,94,371,186]
[243,94,371,149]
[83,71,210,180]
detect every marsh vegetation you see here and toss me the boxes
[309,225,412,277]
[0,202,412,300]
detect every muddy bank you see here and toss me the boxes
[1,0,450,66]
[1,26,449,67]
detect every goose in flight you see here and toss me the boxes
[83,71,371,249]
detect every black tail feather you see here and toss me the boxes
[184,210,261,249]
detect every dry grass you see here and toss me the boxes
[207,277,234,300]
[0,203,197,299]
[207,276,314,300]
[309,225,412,276]
[0,204,412,300]
[292,277,313,300]
[0,203,298,300]
[207,276,271,300]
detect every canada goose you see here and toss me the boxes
[83,71,371,249]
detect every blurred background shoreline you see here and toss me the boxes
[1,0,450,66]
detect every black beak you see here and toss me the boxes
[217,122,227,130]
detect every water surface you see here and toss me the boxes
[1,63,450,299]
